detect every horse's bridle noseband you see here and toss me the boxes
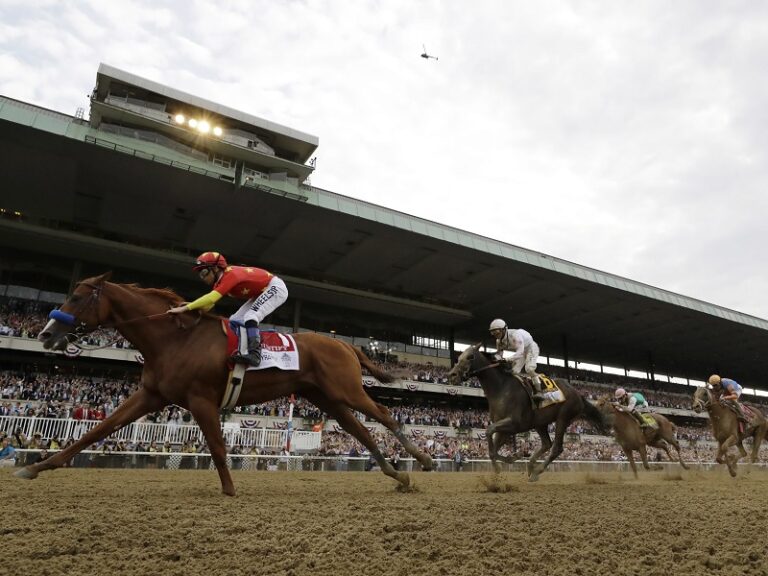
[48,281,104,335]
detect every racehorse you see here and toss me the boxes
[595,396,688,478]
[692,386,767,477]
[447,344,607,481]
[14,273,433,494]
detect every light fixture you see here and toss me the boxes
[213,126,223,136]
[198,120,210,134]
[188,118,198,128]
[174,114,185,124]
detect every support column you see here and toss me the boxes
[292,299,302,333]
[448,328,456,366]
[561,334,570,382]
[68,261,83,296]
[648,351,656,389]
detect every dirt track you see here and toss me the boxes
[2,467,768,576]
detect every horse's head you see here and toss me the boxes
[593,395,613,410]
[38,272,113,351]
[447,343,484,386]
[692,386,711,413]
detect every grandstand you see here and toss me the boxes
[2,63,768,465]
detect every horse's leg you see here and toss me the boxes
[624,447,639,479]
[493,432,524,464]
[15,387,165,479]
[736,439,748,459]
[349,398,433,471]
[485,423,501,473]
[669,437,689,470]
[649,439,673,461]
[748,426,766,465]
[720,434,739,477]
[187,395,236,496]
[527,426,551,481]
[530,418,569,481]
[335,405,410,486]
[637,445,651,470]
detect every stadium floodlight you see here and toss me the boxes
[198,120,210,134]
[213,126,223,136]
[174,114,185,124]
[188,118,198,128]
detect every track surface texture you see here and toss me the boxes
[3,468,768,576]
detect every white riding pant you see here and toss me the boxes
[229,277,288,325]
[512,342,540,377]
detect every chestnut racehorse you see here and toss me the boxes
[595,397,688,478]
[15,273,433,494]
[692,386,767,477]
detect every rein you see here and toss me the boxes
[48,280,195,350]
[466,362,501,378]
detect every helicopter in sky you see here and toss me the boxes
[420,45,438,61]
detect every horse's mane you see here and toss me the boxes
[123,283,184,305]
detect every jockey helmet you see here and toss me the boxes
[193,251,228,271]
[707,374,721,387]
[614,388,627,399]
[489,319,507,334]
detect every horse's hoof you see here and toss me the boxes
[398,473,411,487]
[528,473,540,483]
[421,457,434,471]
[14,467,38,480]
[222,487,237,497]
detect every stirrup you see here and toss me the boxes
[233,351,261,366]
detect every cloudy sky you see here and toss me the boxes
[2,0,767,318]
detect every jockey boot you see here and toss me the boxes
[531,375,545,401]
[733,402,749,424]
[233,322,261,366]
[723,399,748,423]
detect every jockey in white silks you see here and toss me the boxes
[488,319,543,398]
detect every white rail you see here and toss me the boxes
[0,416,320,452]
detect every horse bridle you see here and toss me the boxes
[48,281,105,335]
[692,388,712,411]
[48,281,172,343]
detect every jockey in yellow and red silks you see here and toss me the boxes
[168,251,288,366]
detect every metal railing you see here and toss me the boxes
[0,416,320,452]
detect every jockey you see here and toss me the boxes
[708,374,747,423]
[488,319,543,399]
[168,251,288,366]
[614,388,650,427]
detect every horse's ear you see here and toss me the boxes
[96,271,113,284]
[473,342,483,350]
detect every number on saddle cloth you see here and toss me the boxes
[639,413,658,429]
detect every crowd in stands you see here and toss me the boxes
[4,295,768,409]
[0,299,131,349]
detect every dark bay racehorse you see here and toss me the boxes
[693,386,767,477]
[447,344,607,481]
[15,273,433,494]
[595,397,688,478]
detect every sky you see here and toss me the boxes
[2,0,768,319]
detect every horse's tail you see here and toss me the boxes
[580,395,609,435]
[347,344,395,384]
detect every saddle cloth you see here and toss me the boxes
[516,374,565,408]
[224,321,300,371]
[639,413,658,429]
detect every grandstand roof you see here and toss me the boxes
[93,63,319,164]
[2,93,767,385]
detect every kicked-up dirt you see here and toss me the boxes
[2,467,768,576]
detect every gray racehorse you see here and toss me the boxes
[447,343,607,481]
